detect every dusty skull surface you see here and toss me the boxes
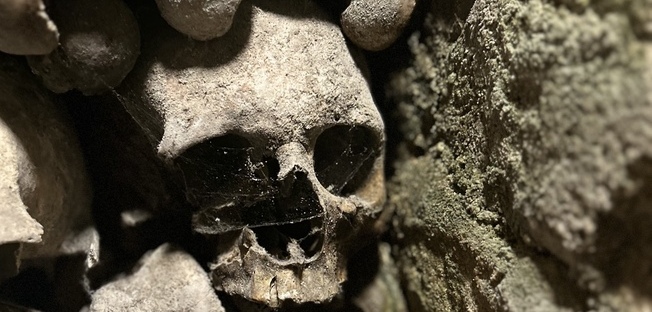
[118,0,386,307]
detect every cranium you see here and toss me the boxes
[118,0,385,307]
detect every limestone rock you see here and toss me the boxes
[351,243,407,312]
[389,0,651,309]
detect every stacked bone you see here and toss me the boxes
[153,0,416,50]
[0,0,412,311]
[1,0,140,94]
[0,54,94,311]
[1,0,415,96]
[1,0,416,88]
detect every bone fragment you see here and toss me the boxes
[27,0,140,95]
[90,244,224,312]
[155,0,242,41]
[0,55,91,279]
[352,243,407,312]
[341,0,415,51]
[0,0,59,55]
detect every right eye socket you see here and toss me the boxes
[174,134,323,235]
[173,134,271,207]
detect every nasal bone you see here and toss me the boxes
[275,142,311,182]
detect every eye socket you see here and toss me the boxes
[174,134,273,208]
[174,134,323,234]
[313,125,380,196]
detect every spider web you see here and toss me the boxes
[103,76,379,235]
[173,141,324,234]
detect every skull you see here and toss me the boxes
[118,0,385,307]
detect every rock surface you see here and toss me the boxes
[389,0,652,310]
[90,244,224,312]
[27,0,140,95]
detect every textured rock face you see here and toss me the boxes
[389,0,651,310]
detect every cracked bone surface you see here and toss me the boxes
[118,0,386,307]
[0,55,92,280]
[155,0,242,40]
[341,0,415,51]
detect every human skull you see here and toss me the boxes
[118,0,385,307]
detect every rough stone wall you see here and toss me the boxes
[388,0,652,310]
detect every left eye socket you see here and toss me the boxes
[313,125,380,196]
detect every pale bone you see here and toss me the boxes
[155,0,242,41]
[353,243,407,312]
[90,243,224,312]
[0,55,92,279]
[341,0,416,51]
[118,0,386,306]
[0,129,42,246]
[27,0,140,95]
[0,0,59,55]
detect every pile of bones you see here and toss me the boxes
[0,0,415,310]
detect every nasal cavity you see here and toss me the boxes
[251,170,325,260]
[252,217,324,260]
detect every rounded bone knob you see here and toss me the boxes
[341,0,415,51]
[0,0,59,55]
[155,0,242,41]
[26,0,140,95]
